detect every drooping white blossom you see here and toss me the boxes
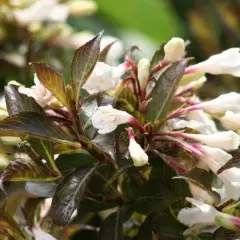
[178,197,240,231]
[14,0,69,26]
[220,111,240,131]
[200,92,240,115]
[183,131,240,151]
[187,110,217,134]
[199,145,240,200]
[164,37,185,62]
[185,48,240,77]
[92,105,133,134]
[137,58,150,90]
[127,127,148,167]
[82,62,128,94]
[18,74,53,107]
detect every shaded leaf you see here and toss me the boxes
[50,164,98,226]
[217,157,238,174]
[0,213,26,240]
[0,157,61,183]
[54,142,82,155]
[173,167,220,204]
[71,31,103,103]
[0,112,72,143]
[150,43,165,70]
[55,150,96,176]
[22,198,42,228]
[146,59,188,121]
[132,179,179,214]
[137,213,154,240]
[31,62,70,109]
[99,41,116,62]
[212,228,240,240]
[98,206,133,240]
[5,84,44,115]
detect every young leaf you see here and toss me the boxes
[146,59,188,121]
[5,84,44,115]
[98,206,133,240]
[31,62,70,110]
[217,156,238,174]
[50,164,98,226]
[150,43,165,70]
[71,31,103,104]
[0,112,72,143]
[173,167,220,204]
[0,157,61,183]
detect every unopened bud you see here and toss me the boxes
[137,58,150,90]
[67,0,97,16]
[164,37,185,62]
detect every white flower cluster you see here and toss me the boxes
[15,36,240,234]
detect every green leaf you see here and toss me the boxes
[217,156,238,174]
[50,164,98,226]
[31,62,70,110]
[99,41,116,62]
[98,206,133,240]
[0,157,61,183]
[146,59,188,121]
[132,179,179,214]
[212,228,240,240]
[0,212,26,240]
[173,168,220,204]
[71,31,103,104]
[55,150,96,176]
[5,85,57,170]
[5,84,44,115]
[150,43,165,70]
[0,112,72,143]
[137,214,154,240]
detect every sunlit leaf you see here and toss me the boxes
[31,62,70,110]
[71,31,103,104]
[146,59,188,121]
[0,112,72,143]
[50,164,98,226]
[25,181,57,197]
[0,157,61,183]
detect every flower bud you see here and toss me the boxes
[164,37,185,62]
[183,131,240,151]
[67,0,97,16]
[137,58,150,89]
[220,111,240,131]
[127,127,148,167]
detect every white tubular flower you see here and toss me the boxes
[19,74,53,107]
[185,48,240,77]
[164,37,185,62]
[183,131,240,151]
[91,105,145,134]
[187,110,217,134]
[220,111,240,131]
[14,0,69,26]
[82,62,128,94]
[167,118,207,134]
[127,127,148,167]
[32,226,57,240]
[200,92,240,115]
[178,197,240,231]
[67,0,97,16]
[199,145,240,200]
[137,58,150,90]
